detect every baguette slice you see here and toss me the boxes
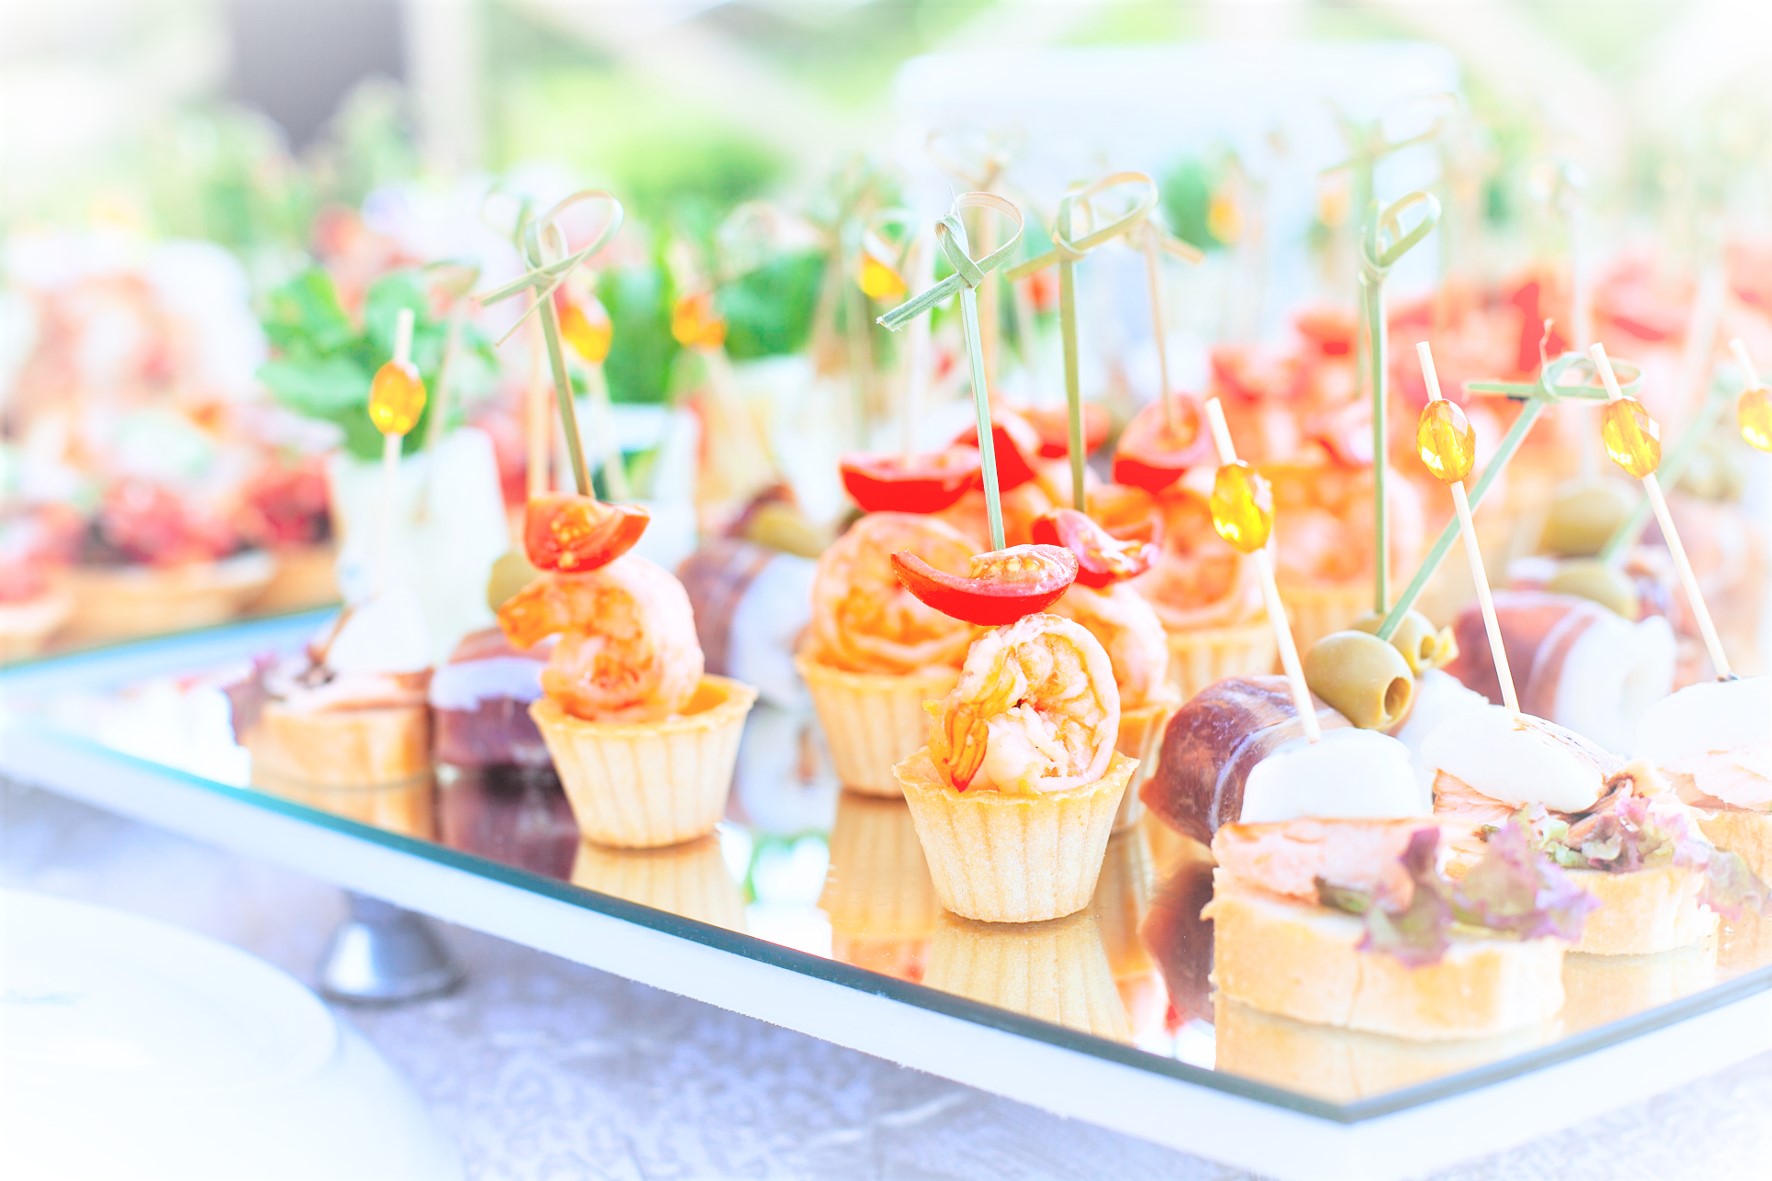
[1206,873,1567,1041]
[1562,863,1718,956]
[1691,807,1772,885]
[1442,842,1720,957]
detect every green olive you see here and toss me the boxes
[486,548,540,612]
[1538,480,1636,557]
[1545,559,1640,619]
[1348,609,1457,674]
[1304,630,1416,731]
[1675,442,1746,502]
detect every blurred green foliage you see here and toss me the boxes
[259,268,498,458]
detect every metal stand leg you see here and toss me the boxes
[317,892,464,1004]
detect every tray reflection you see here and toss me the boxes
[17,646,1772,1109]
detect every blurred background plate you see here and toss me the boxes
[0,889,460,1181]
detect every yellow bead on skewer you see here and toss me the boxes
[1740,386,1772,453]
[370,308,423,596]
[1209,460,1274,554]
[1591,342,1732,681]
[671,291,727,349]
[1728,338,1772,454]
[1600,397,1662,478]
[559,291,613,365]
[368,356,427,436]
[1416,341,1520,715]
[1202,397,1318,742]
[857,243,908,301]
[1415,399,1476,483]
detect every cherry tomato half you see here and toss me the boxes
[1111,397,1216,494]
[952,409,1042,491]
[1294,306,1356,357]
[1020,402,1112,459]
[523,494,650,573]
[891,543,1078,626]
[839,447,982,514]
[1030,508,1156,588]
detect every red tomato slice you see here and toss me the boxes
[891,544,1078,626]
[1030,508,1156,588]
[1085,483,1159,544]
[952,409,1041,491]
[1020,402,1112,459]
[1111,397,1215,494]
[839,448,982,514]
[1294,306,1356,356]
[523,494,650,572]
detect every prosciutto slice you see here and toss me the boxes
[1443,590,1674,754]
[1139,676,1348,844]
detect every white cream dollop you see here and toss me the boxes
[1638,677,1772,811]
[1239,728,1425,824]
[324,583,433,675]
[1392,669,1492,810]
[1422,705,1612,814]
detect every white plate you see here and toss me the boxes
[0,890,459,1181]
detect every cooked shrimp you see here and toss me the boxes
[1047,582,1171,710]
[1265,463,1424,585]
[500,556,704,723]
[929,613,1119,794]
[934,480,1052,548]
[1131,486,1262,629]
[809,512,978,675]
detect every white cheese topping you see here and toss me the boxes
[1423,704,1613,813]
[1239,728,1426,824]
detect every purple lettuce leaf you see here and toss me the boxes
[1693,849,1772,920]
[1354,828,1455,967]
[1453,817,1598,942]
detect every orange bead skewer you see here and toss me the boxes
[1203,397,1320,743]
[1590,343,1733,680]
[368,308,425,593]
[1415,341,1519,714]
[1729,338,1772,453]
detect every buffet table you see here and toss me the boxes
[7,777,1769,1181]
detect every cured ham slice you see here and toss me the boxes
[1139,676,1348,844]
[1443,590,1674,755]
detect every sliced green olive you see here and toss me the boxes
[486,549,540,612]
[1304,630,1416,731]
[1545,559,1639,619]
[1348,608,1457,674]
[1538,480,1635,557]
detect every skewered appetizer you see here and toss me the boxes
[240,449,337,613]
[1149,674,1590,1040]
[499,493,757,848]
[796,511,979,796]
[229,582,434,789]
[1639,676,1772,882]
[1440,589,1675,755]
[65,474,274,643]
[889,544,1135,923]
[1110,396,1277,700]
[1424,705,1769,954]
[1034,507,1179,830]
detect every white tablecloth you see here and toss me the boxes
[4,779,1768,1181]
